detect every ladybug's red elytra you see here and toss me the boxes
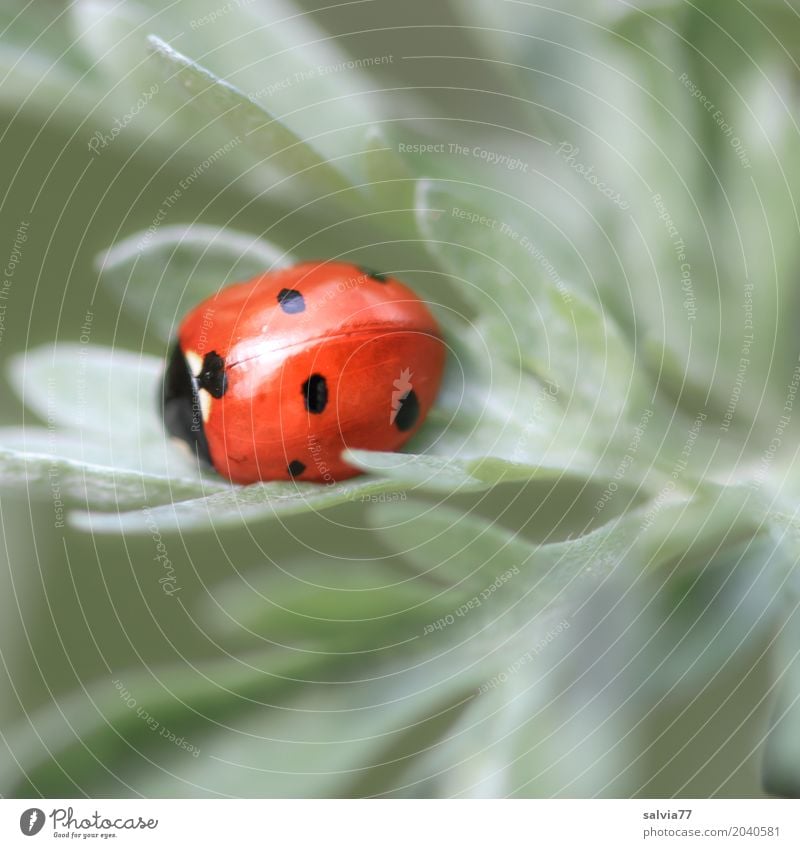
[161,260,445,484]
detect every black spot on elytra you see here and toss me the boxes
[288,459,306,477]
[359,265,389,282]
[160,344,211,465]
[302,374,328,414]
[277,288,305,313]
[197,351,227,398]
[394,389,419,431]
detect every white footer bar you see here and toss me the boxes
[2,799,797,847]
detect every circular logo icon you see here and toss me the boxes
[19,808,45,836]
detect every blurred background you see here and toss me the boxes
[1,0,799,798]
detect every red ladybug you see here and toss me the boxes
[161,260,445,484]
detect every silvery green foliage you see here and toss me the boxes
[1,0,799,798]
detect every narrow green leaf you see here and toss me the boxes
[146,35,356,204]
[6,344,213,480]
[70,476,419,535]
[2,344,225,508]
[10,345,161,438]
[133,0,394,170]
[0,443,223,510]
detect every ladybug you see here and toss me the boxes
[161,260,445,484]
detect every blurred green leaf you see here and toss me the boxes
[1,344,226,509]
[96,224,293,341]
[1,650,325,797]
[6,344,208,479]
[146,35,358,207]
[0,442,223,510]
[415,179,645,419]
[197,556,456,652]
[134,0,396,169]
[69,475,459,535]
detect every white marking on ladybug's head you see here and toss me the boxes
[199,388,213,423]
[184,349,213,422]
[185,349,203,377]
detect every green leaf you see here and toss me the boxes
[633,482,769,571]
[135,0,405,180]
[6,344,208,478]
[69,476,447,535]
[415,179,644,418]
[10,344,159,438]
[64,1,253,185]
[96,224,293,341]
[70,441,633,536]
[393,619,637,798]
[0,650,326,797]
[343,450,503,491]
[199,556,461,653]
[146,35,356,206]
[369,501,535,594]
[639,533,788,702]
[2,618,483,797]
[373,500,641,604]
[327,442,633,523]
[71,1,172,96]
[1,344,226,509]
[76,646,478,798]
[0,441,223,511]
[371,489,779,796]
[365,504,659,796]
[411,312,644,486]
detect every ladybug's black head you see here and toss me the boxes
[160,343,212,465]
